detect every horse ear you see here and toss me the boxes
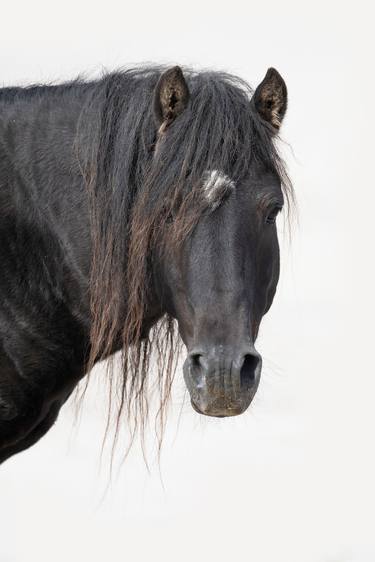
[252,68,287,131]
[154,66,190,131]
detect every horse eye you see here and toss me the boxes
[265,205,282,225]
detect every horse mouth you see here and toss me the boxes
[190,398,244,418]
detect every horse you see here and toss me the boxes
[0,64,292,464]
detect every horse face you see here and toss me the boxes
[153,67,288,417]
[159,167,283,417]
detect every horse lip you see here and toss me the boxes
[190,398,244,418]
[190,399,205,415]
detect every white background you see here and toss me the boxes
[0,1,374,561]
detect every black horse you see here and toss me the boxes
[0,65,291,464]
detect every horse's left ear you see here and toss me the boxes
[252,68,287,131]
[154,66,190,131]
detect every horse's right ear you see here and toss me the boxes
[252,68,287,132]
[154,66,190,132]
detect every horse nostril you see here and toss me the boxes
[188,352,209,388]
[240,353,260,389]
[191,353,202,369]
[189,353,204,380]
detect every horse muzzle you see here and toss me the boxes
[183,346,262,417]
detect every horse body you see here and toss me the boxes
[0,66,291,463]
[0,85,94,461]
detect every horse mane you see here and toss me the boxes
[75,65,293,458]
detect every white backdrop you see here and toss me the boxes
[0,1,374,561]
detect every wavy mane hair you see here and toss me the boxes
[76,66,292,453]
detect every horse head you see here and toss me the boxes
[148,66,289,417]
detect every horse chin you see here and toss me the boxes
[190,398,246,418]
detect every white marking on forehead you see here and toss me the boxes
[203,170,236,208]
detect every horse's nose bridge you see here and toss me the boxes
[192,298,251,344]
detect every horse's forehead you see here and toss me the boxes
[202,170,236,209]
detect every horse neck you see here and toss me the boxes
[0,84,100,333]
